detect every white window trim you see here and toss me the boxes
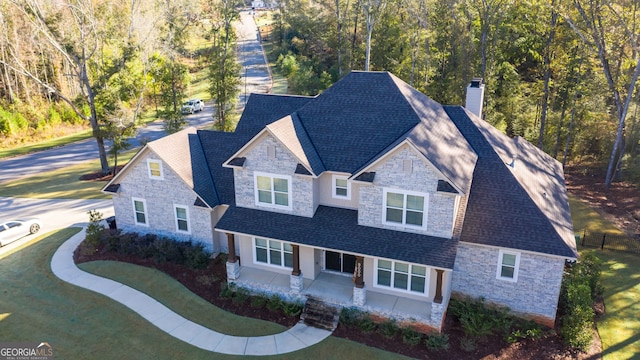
[252,237,293,269]
[147,159,164,180]
[131,197,149,227]
[253,171,293,210]
[382,188,428,230]
[173,204,191,234]
[332,174,351,200]
[496,249,520,282]
[373,258,430,296]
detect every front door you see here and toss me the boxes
[325,251,356,274]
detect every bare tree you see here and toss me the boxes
[361,0,387,71]
[566,0,640,188]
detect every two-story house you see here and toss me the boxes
[103,71,577,331]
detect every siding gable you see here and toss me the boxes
[358,144,459,238]
[233,133,315,217]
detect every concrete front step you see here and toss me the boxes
[300,296,341,331]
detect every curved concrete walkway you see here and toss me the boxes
[50,229,332,355]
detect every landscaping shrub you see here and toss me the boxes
[283,301,303,317]
[184,242,210,269]
[219,283,235,298]
[359,315,377,333]
[266,294,283,312]
[377,319,399,338]
[232,287,250,305]
[558,253,602,351]
[424,332,450,351]
[401,327,423,346]
[250,295,267,308]
[84,210,105,252]
[449,297,512,338]
[459,336,476,352]
[339,307,364,327]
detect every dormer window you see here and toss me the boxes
[383,188,428,229]
[254,172,292,209]
[332,175,351,199]
[147,159,164,179]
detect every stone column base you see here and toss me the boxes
[226,261,240,282]
[353,285,366,306]
[290,273,304,293]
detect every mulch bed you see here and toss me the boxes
[74,239,602,359]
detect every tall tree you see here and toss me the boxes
[361,0,387,70]
[567,0,640,188]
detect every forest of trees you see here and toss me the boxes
[0,0,240,174]
[268,0,640,187]
[0,0,639,187]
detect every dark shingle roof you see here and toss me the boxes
[295,72,423,173]
[197,93,314,206]
[216,205,459,269]
[444,106,577,258]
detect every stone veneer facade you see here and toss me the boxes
[234,134,315,218]
[358,145,459,238]
[111,151,215,252]
[451,242,565,327]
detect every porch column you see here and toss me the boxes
[226,233,240,281]
[353,256,365,288]
[290,245,303,293]
[227,233,237,263]
[352,256,366,306]
[434,269,444,304]
[291,245,301,276]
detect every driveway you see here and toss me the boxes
[0,197,113,255]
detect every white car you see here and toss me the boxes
[181,99,204,114]
[0,219,42,246]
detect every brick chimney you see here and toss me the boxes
[465,77,485,119]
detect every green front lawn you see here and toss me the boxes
[0,130,93,159]
[0,228,408,359]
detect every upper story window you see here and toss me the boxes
[383,188,428,229]
[375,259,428,295]
[332,175,351,199]
[496,250,520,282]
[254,172,292,209]
[147,159,164,180]
[174,205,190,234]
[132,197,148,226]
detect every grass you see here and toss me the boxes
[569,195,626,235]
[569,196,640,359]
[0,228,409,359]
[590,250,640,360]
[78,260,284,337]
[0,150,138,200]
[0,130,93,159]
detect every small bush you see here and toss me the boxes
[401,327,423,346]
[459,336,476,352]
[250,295,267,308]
[424,332,450,351]
[232,287,250,305]
[219,283,235,298]
[84,210,105,252]
[184,242,211,269]
[283,301,303,317]
[266,294,283,312]
[449,297,512,337]
[359,315,377,333]
[378,319,398,338]
[339,307,364,327]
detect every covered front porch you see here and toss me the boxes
[230,266,446,329]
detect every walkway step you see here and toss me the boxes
[300,296,341,331]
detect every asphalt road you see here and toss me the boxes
[0,197,114,255]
